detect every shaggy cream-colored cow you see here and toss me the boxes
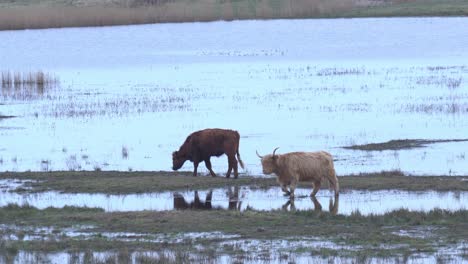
[257,148,339,198]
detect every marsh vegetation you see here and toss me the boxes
[343,139,468,151]
[0,203,466,262]
[1,71,58,100]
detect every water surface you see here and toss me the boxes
[1,17,468,175]
[1,180,465,215]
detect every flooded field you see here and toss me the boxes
[4,247,466,264]
[1,17,468,175]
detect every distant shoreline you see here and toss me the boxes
[1,0,467,31]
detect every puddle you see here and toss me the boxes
[0,18,468,175]
[1,180,466,215]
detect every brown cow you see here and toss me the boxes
[172,128,244,178]
[257,148,339,198]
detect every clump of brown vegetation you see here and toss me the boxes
[343,139,468,151]
[1,70,59,100]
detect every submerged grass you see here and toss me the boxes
[0,0,468,30]
[1,170,468,194]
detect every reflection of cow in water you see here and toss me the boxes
[227,186,242,210]
[173,187,241,210]
[282,196,339,215]
[173,191,213,210]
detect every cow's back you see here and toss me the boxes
[277,151,334,182]
[191,129,239,157]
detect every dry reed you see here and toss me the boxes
[1,70,59,99]
[0,0,362,30]
[1,71,58,88]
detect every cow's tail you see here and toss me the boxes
[328,166,339,197]
[236,134,245,169]
[237,148,245,169]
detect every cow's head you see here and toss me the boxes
[172,151,186,171]
[256,147,279,174]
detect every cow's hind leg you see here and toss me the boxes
[225,154,236,178]
[233,157,239,179]
[311,180,321,197]
[205,158,217,177]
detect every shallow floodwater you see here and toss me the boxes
[1,17,468,175]
[1,180,466,215]
[4,249,465,264]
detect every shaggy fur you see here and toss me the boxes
[172,128,244,178]
[259,150,339,198]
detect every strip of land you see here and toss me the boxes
[343,139,468,151]
[0,0,468,30]
[1,170,467,194]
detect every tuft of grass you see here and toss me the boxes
[1,71,58,88]
[1,70,59,100]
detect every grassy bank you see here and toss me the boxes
[0,204,466,260]
[1,170,468,194]
[0,0,467,30]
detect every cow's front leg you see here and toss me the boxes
[310,196,322,211]
[281,184,291,196]
[193,160,199,177]
[205,158,217,177]
[289,178,298,198]
[311,180,321,197]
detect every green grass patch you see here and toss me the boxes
[2,170,467,194]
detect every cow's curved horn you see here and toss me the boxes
[272,147,279,157]
[256,150,263,159]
